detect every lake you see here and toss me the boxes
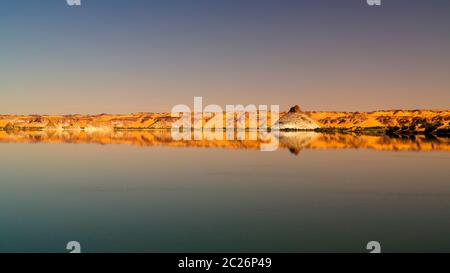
[0,130,449,252]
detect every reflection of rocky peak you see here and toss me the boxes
[279,131,319,155]
[276,106,320,130]
[0,130,448,154]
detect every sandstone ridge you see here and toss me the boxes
[0,106,449,134]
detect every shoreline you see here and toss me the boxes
[0,129,448,153]
[0,108,448,135]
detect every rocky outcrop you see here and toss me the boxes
[288,105,302,113]
[308,109,450,134]
[0,106,449,134]
[275,105,320,130]
[148,116,180,129]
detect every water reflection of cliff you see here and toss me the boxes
[0,130,449,154]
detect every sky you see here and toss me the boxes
[1,0,449,114]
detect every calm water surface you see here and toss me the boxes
[0,131,449,252]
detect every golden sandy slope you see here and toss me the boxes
[306,109,449,134]
[0,108,449,134]
[0,112,279,131]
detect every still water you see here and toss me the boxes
[0,130,449,252]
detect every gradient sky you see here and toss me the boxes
[1,0,449,114]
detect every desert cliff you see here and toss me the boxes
[0,106,448,134]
